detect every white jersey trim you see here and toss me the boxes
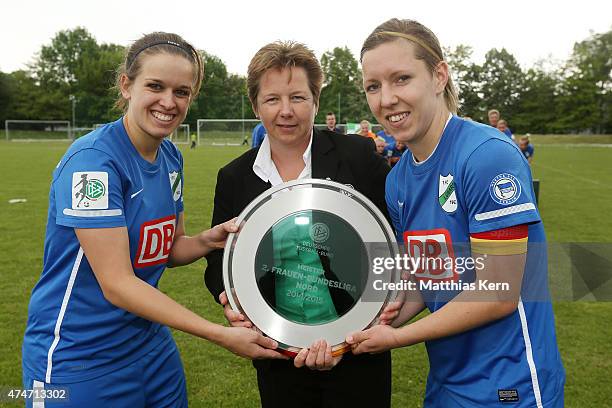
[518,298,543,408]
[45,247,84,383]
[474,203,535,221]
[63,208,122,217]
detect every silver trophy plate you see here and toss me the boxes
[223,179,398,356]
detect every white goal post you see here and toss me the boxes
[169,124,191,144]
[197,119,260,146]
[5,120,71,141]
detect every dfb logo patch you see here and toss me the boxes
[134,215,176,268]
[72,171,109,209]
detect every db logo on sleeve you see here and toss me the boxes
[134,215,176,268]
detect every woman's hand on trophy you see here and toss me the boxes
[219,290,253,328]
[346,325,401,354]
[378,282,410,325]
[293,340,342,371]
[200,218,239,251]
[378,299,403,325]
[379,273,426,328]
[216,326,288,360]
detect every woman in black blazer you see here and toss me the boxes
[204,40,391,408]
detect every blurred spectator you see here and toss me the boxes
[487,109,501,128]
[376,127,396,157]
[488,109,513,139]
[497,119,515,141]
[389,140,407,167]
[252,122,267,148]
[325,112,342,133]
[374,136,387,155]
[518,134,535,164]
[357,120,376,139]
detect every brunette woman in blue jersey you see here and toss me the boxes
[346,19,564,407]
[22,32,285,408]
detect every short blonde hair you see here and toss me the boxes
[247,41,323,107]
[361,19,458,114]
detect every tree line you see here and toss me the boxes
[1,27,610,134]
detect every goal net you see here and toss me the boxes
[74,127,96,138]
[169,124,191,144]
[5,120,71,141]
[197,119,260,146]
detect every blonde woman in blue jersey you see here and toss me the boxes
[346,19,564,407]
[22,32,285,408]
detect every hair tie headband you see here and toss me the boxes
[128,40,193,68]
[377,31,442,61]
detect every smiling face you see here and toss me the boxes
[253,66,316,150]
[121,52,194,142]
[361,39,448,147]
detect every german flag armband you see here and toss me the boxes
[470,224,528,255]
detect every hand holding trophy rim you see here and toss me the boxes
[222,179,399,357]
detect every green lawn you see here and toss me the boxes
[0,139,610,407]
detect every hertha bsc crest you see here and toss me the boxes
[438,174,457,213]
[169,171,182,202]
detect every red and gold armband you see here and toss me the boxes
[470,224,528,255]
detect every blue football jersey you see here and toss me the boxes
[23,118,184,383]
[252,123,267,148]
[386,116,564,407]
[376,130,396,155]
[523,144,535,160]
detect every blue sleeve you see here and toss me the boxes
[251,125,259,147]
[462,139,540,233]
[383,136,396,155]
[54,149,126,229]
[528,145,535,156]
[384,171,402,242]
[252,124,266,148]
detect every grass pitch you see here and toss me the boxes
[0,138,611,407]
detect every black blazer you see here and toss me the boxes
[204,128,390,302]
